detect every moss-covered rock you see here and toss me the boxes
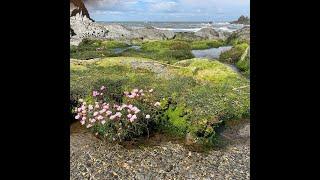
[71,57,249,145]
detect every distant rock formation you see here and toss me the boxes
[69,0,230,45]
[231,15,250,25]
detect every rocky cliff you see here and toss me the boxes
[70,0,108,45]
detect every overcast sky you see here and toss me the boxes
[83,0,250,22]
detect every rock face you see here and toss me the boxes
[227,26,250,44]
[69,0,229,45]
[231,15,250,25]
[174,32,204,41]
[70,0,108,45]
[135,26,175,40]
[70,0,92,20]
[194,28,220,40]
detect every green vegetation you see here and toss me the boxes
[121,40,194,64]
[70,38,231,63]
[71,57,249,145]
[219,43,248,63]
[190,40,225,50]
[70,38,130,60]
[236,54,250,78]
[219,43,250,77]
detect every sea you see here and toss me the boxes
[98,21,248,33]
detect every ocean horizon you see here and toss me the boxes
[98,21,248,33]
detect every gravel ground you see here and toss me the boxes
[70,120,250,180]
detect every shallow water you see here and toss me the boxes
[113,45,141,54]
[191,46,233,59]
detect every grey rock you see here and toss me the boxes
[195,28,220,40]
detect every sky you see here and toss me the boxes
[83,0,250,22]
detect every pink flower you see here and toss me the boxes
[139,89,143,93]
[93,112,99,116]
[133,89,139,93]
[110,115,116,120]
[86,124,92,128]
[101,120,106,125]
[134,109,140,114]
[95,104,100,108]
[154,102,161,107]
[81,110,87,114]
[99,109,106,114]
[149,89,154,93]
[127,114,132,118]
[82,117,86,121]
[100,93,103,95]
[80,120,85,125]
[145,114,150,119]
[93,91,99,97]
[89,119,96,123]
[129,114,137,122]
[75,115,80,119]
[128,95,135,98]
[103,105,109,109]
[127,104,133,109]
[88,105,94,110]
[115,112,122,117]
[81,105,86,111]
[97,115,104,120]
[100,86,105,90]
[77,108,82,112]
[106,111,112,116]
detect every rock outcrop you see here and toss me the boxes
[228,26,250,43]
[70,0,108,45]
[230,15,250,25]
[69,0,230,45]
[194,28,220,40]
[135,26,175,40]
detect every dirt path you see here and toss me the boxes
[70,120,250,180]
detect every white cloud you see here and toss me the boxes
[149,1,178,12]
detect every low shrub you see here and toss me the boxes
[219,43,248,64]
[74,86,163,142]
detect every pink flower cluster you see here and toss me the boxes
[124,88,149,99]
[74,87,160,130]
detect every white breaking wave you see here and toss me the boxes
[155,27,202,32]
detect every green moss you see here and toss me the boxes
[71,57,249,145]
[191,40,224,50]
[236,55,250,77]
[219,43,249,64]
[121,40,194,64]
[101,40,129,49]
[70,38,129,60]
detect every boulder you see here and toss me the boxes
[135,26,175,40]
[194,28,220,40]
[227,26,250,44]
[174,32,204,41]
